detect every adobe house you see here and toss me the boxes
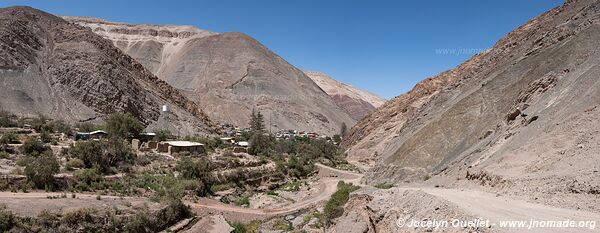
[157,141,205,155]
[232,141,249,153]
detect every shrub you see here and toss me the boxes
[332,134,341,144]
[210,182,236,193]
[105,112,143,139]
[230,222,248,233]
[0,206,17,231]
[124,199,192,232]
[65,158,85,170]
[74,168,105,191]
[176,157,211,180]
[271,218,293,231]
[0,132,19,144]
[69,139,135,174]
[24,152,60,190]
[323,181,360,225]
[235,195,250,207]
[374,183,395,189]
[21,138,50,156]
[0,111,17,128]
[46,120,72,135]
[40,130,53,143]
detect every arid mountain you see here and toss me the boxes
[0,6,216,135]
[65,17,355,135]
[305,71,386,121]
[344,0,600,201]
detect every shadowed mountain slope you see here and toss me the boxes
[0,6,216,135]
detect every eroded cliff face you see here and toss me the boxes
[66,17,355,135]
[344,0,600,188]
[305,71,386,121]
[0,7,216,135]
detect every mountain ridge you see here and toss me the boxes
[344,0,600,186]
[304,71,385,121]
[0,6,216,135]
[67,16,356,135]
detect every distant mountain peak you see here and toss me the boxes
[305,71,386,121]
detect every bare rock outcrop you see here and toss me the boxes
[0,6,216,135]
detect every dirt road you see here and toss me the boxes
[409,187,600,233]
[0,164,362,221]
[190,163,363,219]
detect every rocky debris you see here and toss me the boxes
[330,188,495,233]
[305,71,386,121]
[465,170,510,188]
[0,6,216,135]
[182,214,233,233]
[66,17,356,135]
[249,193,291,209]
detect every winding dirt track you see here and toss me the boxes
[407,187,600,233]
[1,165,599,233]
[0,164,362,220]
[189,163,363,217]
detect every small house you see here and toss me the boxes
[75,130,108,141]
[219,137,235,145]
[157,141,205,155]
[232,141,249,153]
[89,130,108,140]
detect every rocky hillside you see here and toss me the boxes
[0,6,216,135]
[305,71,385,121]
[344,0,600,201]
[66,17,355,135]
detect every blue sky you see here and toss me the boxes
[0,0,562,99]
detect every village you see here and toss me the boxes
[0,108,358,232]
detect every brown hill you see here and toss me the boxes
[65,17,356,135]
[305,71,386,121]
[344,0,600,202]
[0,6,216,135]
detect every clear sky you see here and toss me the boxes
[0,0,563,99]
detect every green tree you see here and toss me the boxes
[105,113,143,139]
[154,129,171,141]
[24,152,59,189]
[248,133,274,157]
[69,139,135,174]
[249,109,265,133]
